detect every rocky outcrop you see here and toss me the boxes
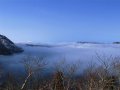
[0,35,23,55]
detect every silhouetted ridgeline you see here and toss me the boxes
[113,42,120,44]
[0,35,23,55]
[26,44,53,48]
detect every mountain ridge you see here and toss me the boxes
[0,35,23,55]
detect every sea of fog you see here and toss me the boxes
[0,43,120,75]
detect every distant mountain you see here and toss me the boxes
[113,42,120,44]
[0,35,23,55]
[26,44,53,48]
[25,42,103,48]
[77,41,102,44]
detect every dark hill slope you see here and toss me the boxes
[0,35,23,55]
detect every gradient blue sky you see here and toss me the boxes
[0,0,120,43]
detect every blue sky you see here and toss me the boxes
[0,0,120,43]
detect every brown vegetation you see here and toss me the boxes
[0,55,120,90]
